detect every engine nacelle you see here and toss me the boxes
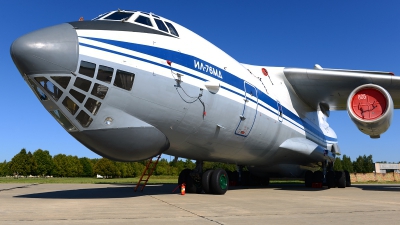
[347,84,393,138]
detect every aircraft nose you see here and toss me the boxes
[10,23,78,75]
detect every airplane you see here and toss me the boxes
[10,9,400,194]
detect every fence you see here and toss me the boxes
[350,172,400,182]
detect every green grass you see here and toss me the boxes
[0,176,178,184]
[0,177,303,185]
[1,177,399,185]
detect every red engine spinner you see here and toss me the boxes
[350,88,387,120]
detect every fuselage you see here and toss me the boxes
[10,10,337,174]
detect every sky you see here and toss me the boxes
[1,0,400,163]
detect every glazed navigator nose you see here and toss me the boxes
[10,23,79,75]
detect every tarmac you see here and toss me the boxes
[1,183,400,224]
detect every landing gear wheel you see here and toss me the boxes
[202,170,214,194]
[305,170,313,188]
[178,169,196,193]
[178,169,191,186]
[210,168,229,195]
[344,171,351,187]
[229,171,239,186]
[241,171,250,186]
[326,171,335,188]
[186,174,198,193]
[312,171,323,183]
[262,176,270,186]
[336,171,346,188]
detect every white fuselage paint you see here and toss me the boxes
[74,15,337,170]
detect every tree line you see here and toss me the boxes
[0,149,237,178]
[333,154,376,173]
[0,149,387,178]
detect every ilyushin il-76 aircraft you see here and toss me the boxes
[10,9,400,194]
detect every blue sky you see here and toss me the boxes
[1,0,400,163]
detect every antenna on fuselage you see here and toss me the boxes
[314,64,323,70]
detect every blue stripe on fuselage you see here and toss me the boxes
[78,36,337,144]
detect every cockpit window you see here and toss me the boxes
[50,110,77,132]
[114,70,135,91]
[97,65,113,84]
[34,77,63,101]
[92,12,109,21]
[91,83,108,99]
[51,76,71,89]
[79,61,96,78]
[27,78,48,101]
[85,98,102,116]
[74,77,92,92]
[165,22,179,37]
[62,96,79,115]
[154,19,168,32]
[135,15,153,27]
[103,12,134,21]
[76,110,93,128]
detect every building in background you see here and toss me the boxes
[375,163,400,173]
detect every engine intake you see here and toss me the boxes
[347,84,393,138]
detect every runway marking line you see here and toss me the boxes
[148,195,224,225]
[0,183,38,192]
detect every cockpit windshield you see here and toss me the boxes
[165,22,179,36]
[135,15,153,27]
[93,10,179,37]
[103,11,134,21]
[154,19,168,32]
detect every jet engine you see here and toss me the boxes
[347,84,393,138]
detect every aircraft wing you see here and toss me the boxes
[283,68,400,110]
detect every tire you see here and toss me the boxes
[202,170,214,194]
[344,170,351,187]
[241,171,250,186]
[227,170,233,181]
[248,173,259,186]
[312,171,323,183]
[326,171,335,188]
[178,169,191,186]
[262,176,270,186]
[336,171,346,188]
[305,170,313,188]
[185,174,198,193]
[210,168,229,195]
[231,171,239,186]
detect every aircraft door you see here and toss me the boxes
[235,82,258,137]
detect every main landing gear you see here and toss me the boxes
[178,161,229,195]
[304,161,351,188]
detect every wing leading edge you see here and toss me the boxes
[283,68,400,111]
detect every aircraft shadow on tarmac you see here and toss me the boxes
[13,183,400,199]
[351,184,400,192]
[14,184,178,199]
[235,184,400,192]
